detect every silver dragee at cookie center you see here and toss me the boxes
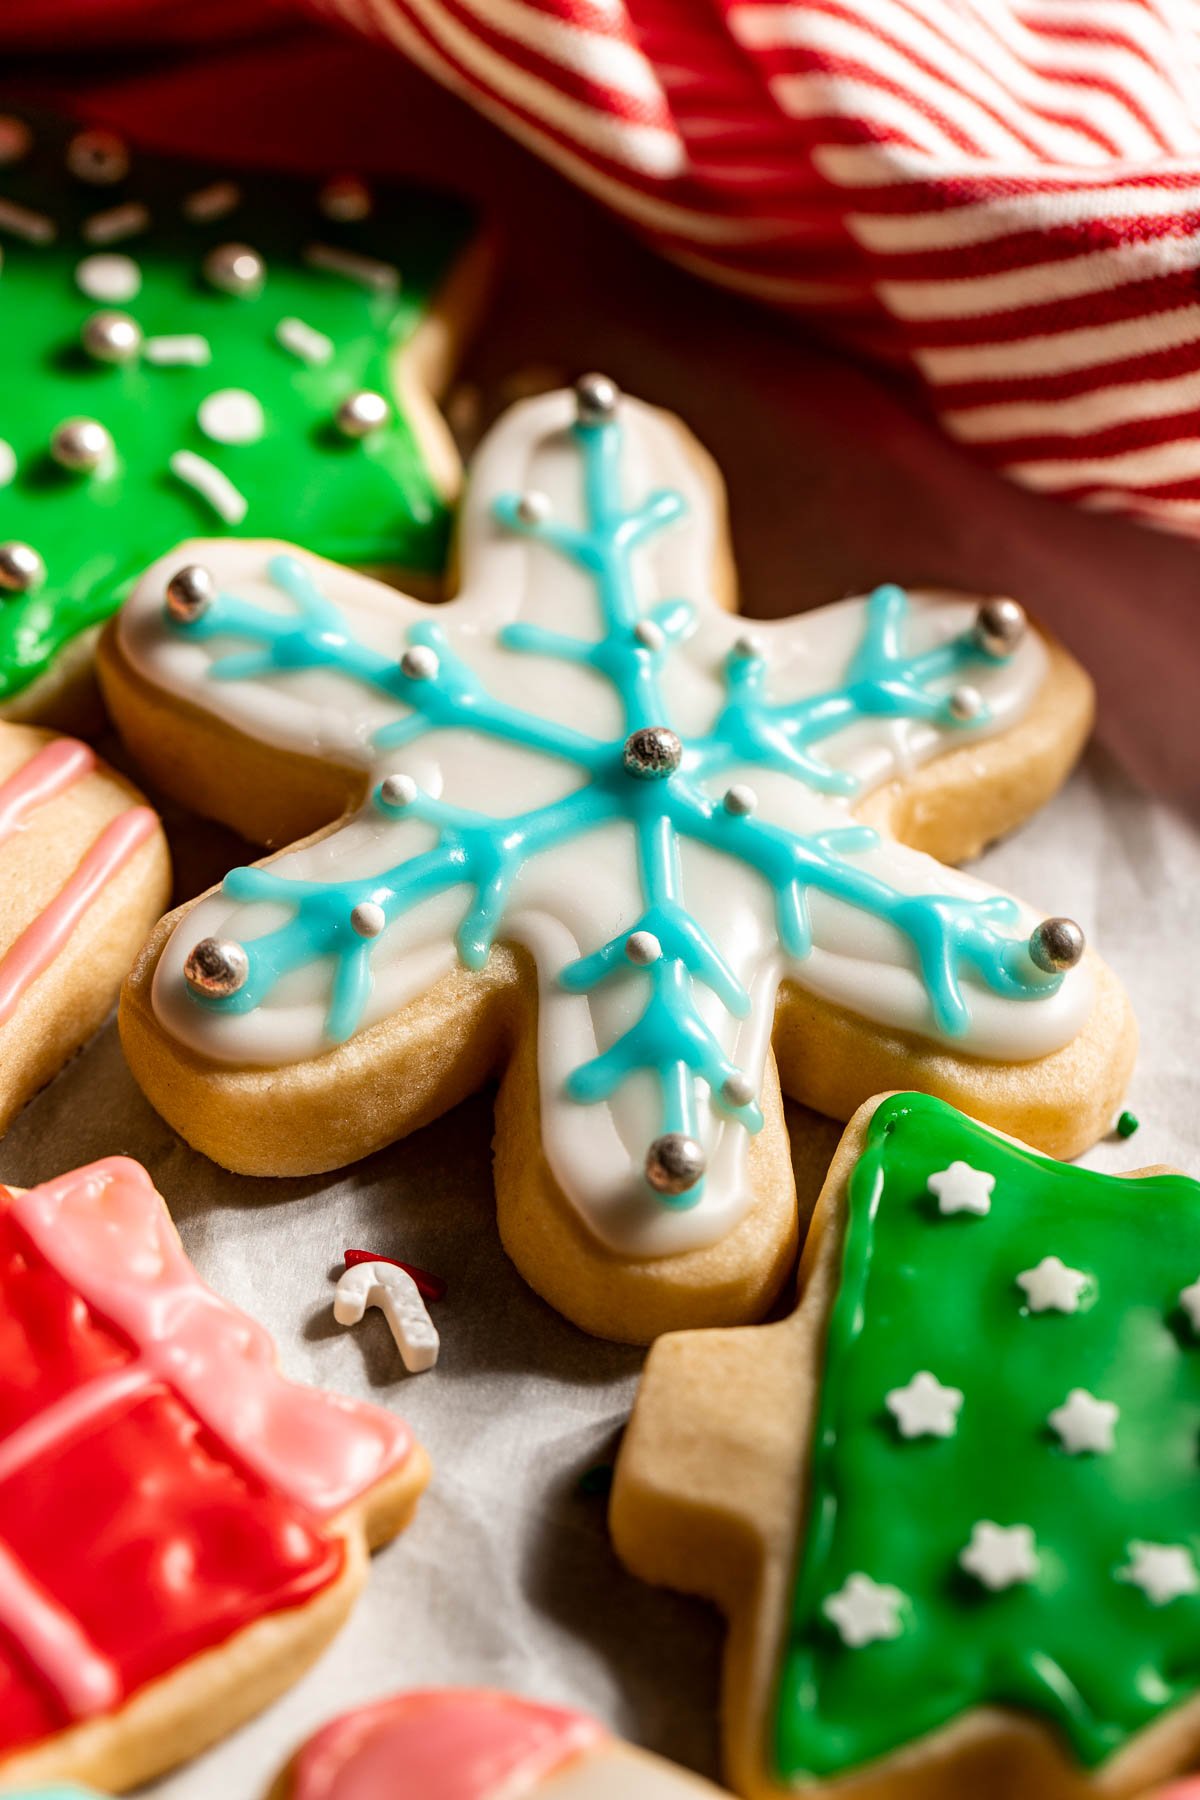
[622,726,682,781]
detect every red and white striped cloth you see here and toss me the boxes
[312,0,1200,536]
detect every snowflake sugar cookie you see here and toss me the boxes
[0,107,479,721]
[613,1094,1200,1798]
[104,379,1132,1341]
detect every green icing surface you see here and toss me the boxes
[774,1092,1200,1781]
[0,110,474,702]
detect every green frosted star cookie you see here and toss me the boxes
[613,1092,1200,1799]
[0,109,479,720]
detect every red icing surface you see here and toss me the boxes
[290,1690,609,1800]
[0,1163,416,1761]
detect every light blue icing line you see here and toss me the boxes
[169,414,1061,1208]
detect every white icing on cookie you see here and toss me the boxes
[120,391,1092,1258]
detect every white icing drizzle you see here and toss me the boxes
[168,451,248,525]
[123,392,1093,1259]
[75,252,141,303]
[276,315,335,366]
[0,198,55,245]
[145,334,211,367]
[182,180,242,223]
[198,388,265,445]
[303,241,400,293]
[82,202,151,246]
[0,441,15,487]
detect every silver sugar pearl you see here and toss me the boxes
[575,372,619,426]
[82,310,143,364]
[515,490,552,526]
[401,644,439,682]
[184,937,249,999]
[51,417,112,473]
[0,542,45,595]
[379,773,419,809]
[645,1132,706,1197]
[203,242,266,298]
[318,175,373,222]
[722,1071,756,1109]
[66,128,130,185]
[351,900,386,938]
[948,685,984,721]
[1029,916,1085,974]
[625,930,662,966]
[723,783,758,816]
[975,596,1027,658]
[336,389,391,439]
[622,725,682,781]
[165,564,215,624]
[634,619,664,652]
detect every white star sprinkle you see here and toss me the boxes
[1015,1255,1090,1314]
[1119,1542,1200,1606]
[1048,1388,1119,1455]
[885,1371,964,1440]
[822,1573,906,1648]
[959,1521,1040,1591]
[927,1160,994,1217]
[1179,1278,1200,1333]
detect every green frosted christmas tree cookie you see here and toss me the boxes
[613,1092,1200,1799]
[0,109,479,720]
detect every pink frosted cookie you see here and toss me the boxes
[273,1689,728,1799]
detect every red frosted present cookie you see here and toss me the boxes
[0,1158,428,1793]
[270,1689,729,1798]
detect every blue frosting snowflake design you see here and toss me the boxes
[168,393,1063,1209]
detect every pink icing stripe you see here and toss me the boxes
[0,737,95,844]
[290,1690,609,1800]
[0,805,158,1029]
[0,1537,120,1722]
[10,1160,414,1519]
[0,1364,152,1489]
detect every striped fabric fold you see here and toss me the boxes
[307,0,1200,534]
